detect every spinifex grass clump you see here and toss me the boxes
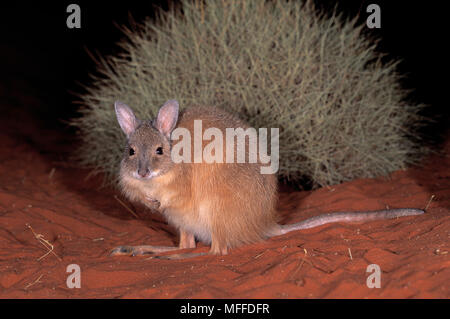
[71,0,426,188]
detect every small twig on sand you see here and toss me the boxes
[48,168,56,179]
[290,248,311,280]
[254,250,266,259]
[24,274,43,290]
[348,247,353,260]
[114,195,139,219]
[26,224,62,262]
[424,194,435,211]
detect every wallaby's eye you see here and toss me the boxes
[156,147,163,155]
[129,148,135,156]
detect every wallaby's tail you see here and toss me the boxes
[279,208,424,235]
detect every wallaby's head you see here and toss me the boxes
[115,100,179,180]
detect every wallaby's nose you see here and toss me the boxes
[138,167,150,178]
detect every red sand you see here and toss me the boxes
[0,109,448,299]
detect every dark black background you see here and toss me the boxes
[0,0,448,141]
[1,298,444,316]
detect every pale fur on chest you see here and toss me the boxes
[120,171,213,244]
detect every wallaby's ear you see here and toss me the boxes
[155,99,179,138]
[115,101,140,138]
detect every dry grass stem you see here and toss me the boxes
[424,194,435,211]
[24,274,44,290]
[26,224,62,262]
[114,195,139,218]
